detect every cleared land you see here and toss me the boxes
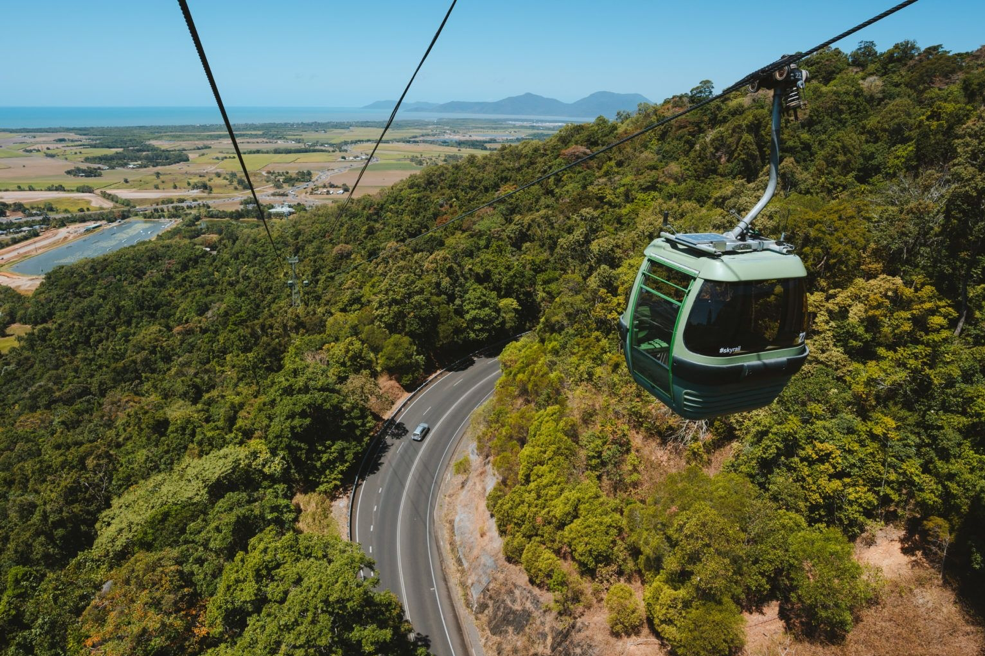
[216,153,330,171]
[0,323,31,353]
[0,155,95,178]
[330,167,418,196]
[0,271,42,293]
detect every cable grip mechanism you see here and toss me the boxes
[725,62,810,240]
[748,61,809,119]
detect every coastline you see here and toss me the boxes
[0,107,590,130]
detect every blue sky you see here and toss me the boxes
[3,0,982,108]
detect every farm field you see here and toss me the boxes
[0,191,114,208]
[329,167,419,197]
[0,118,564,213]
[362,162,424,171]
[215,153,339,171]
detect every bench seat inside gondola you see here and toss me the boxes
[637,338,670,365]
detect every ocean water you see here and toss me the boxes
[0,106,588,129]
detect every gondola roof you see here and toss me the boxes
[643,236,808,283]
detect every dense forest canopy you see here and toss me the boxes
[1,40,984,655]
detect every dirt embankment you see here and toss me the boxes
[438,435,660,656]
[745,527,984,656]
[0,272,41,293]
[441,436,985,656]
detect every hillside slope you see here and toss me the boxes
[0,40,984,655]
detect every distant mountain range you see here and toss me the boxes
[362,91,651,118]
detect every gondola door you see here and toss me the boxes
[627,259,694,398]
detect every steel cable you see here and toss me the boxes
[177,0,282,261]
[325,0,458,242]
[339,0,920,275]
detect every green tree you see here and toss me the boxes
[462,284,503,343]
[689,80,714,103]
[941,110,985,336]
[0,566,40,645]
[93,442,287,562]
[377,334,424,385]
[206,529,426,655]
[79,550,204,656]
[266,357,374,492]
[674,600,745,656]
[781,528,875,640]
[605,582,643,636]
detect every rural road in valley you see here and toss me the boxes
[351,354,502,656]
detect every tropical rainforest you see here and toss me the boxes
[1,40,984,655]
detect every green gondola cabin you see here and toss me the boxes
[619,233,808,419]
[620,67,813,418]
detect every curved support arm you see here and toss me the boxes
[727,89,782,239]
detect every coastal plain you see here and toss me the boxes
[0,118,563,288]
[0,119,560,213]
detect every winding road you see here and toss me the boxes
[351,354,501,656]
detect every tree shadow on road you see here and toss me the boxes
[445,355,475,372]
[360,421,408,479]
[388,421,409,440]
[411,633,432,652]
[361,439,391,480]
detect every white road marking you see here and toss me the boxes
[396,369,500,629]
[424,406,432,416]
[374,505,377,513]
[369,546,372,553]
[391,366,459,423]
[348,357,501,634]
[370,525,374,532]
[377,440,408,514]
[352,365,463,544]
[426,386,496,656]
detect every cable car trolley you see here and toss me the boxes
[619,65,810,419]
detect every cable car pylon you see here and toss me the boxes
[286,255,307,307]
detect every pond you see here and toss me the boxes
[9,220,174,275]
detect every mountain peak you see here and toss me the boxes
[395,91,650,118]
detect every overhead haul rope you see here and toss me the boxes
[177,0,282,261]
[335,0,919,274]
[325,0,458,242]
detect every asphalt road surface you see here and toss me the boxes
[352,354,502,656]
